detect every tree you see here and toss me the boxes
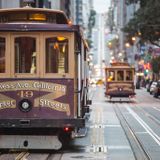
[123,0,160,47]
[125,0,148,7]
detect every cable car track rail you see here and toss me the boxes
[15,152,29,160]
[0,151,64,160]
[114,104,152,160]
[133,104,160,127]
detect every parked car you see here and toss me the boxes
[153,80,160,98]
[149,81,157,94]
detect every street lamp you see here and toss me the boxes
[118,52,122,57]
[132,36,136,41]
[125,42,130,48]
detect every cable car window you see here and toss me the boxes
[126,71,133,81]
[0,12,67,24]
[108,71,115,81]
[117,70,124,81]
[45,37,68,73]
[29,13,46,21]
[8,13,27,21]
[15,37,36,73]
[0,37,5,73]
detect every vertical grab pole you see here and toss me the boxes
[77,50,81,117]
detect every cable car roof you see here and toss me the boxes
[0,7,69,24]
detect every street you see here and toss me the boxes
[0,86,160,160]
[0,1,160,160]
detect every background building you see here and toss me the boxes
[107,0,139,65]
[0,0,92,33]
[0,0,19,8]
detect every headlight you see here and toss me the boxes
[19,99,32,112]
[22,102,29,109]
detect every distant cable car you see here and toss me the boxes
[105,62,136,99]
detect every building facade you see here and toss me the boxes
[0,0,19,8]
[109,0,139,65]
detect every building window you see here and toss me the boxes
[20,0,34,7]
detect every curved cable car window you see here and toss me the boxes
[45,37,68,73]
[15,37,36,73]
[0,37,5,73]
[0,12,68,24]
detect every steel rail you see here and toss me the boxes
[133,104,160,127]
[113,104,152,160]
[15,152,29,160]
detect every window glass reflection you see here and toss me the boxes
[108,71,115,81]
[15,37,36,73]
[46,37,68,73]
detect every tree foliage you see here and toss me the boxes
[125,0,148,7]
[88,9,96,28]
[123,0,160,47]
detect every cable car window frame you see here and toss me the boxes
[43,33,74,78]
[0,33,10,77]
[45,37,69,74]
[107,70,115,81]
[0,32,74,79]
[11,33,40,78]
[117,70,124,81]
[125,70,133,81]
[14,37,37,74]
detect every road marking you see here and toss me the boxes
[153,107,160,112]
[15,152,29,160]
[135,131,148,134]
[90,106,106,153]
[90,124,121,128]
[89,145,107,153]
[105,124,121,127]
[107,145,131,150]
[126,106,160,146]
